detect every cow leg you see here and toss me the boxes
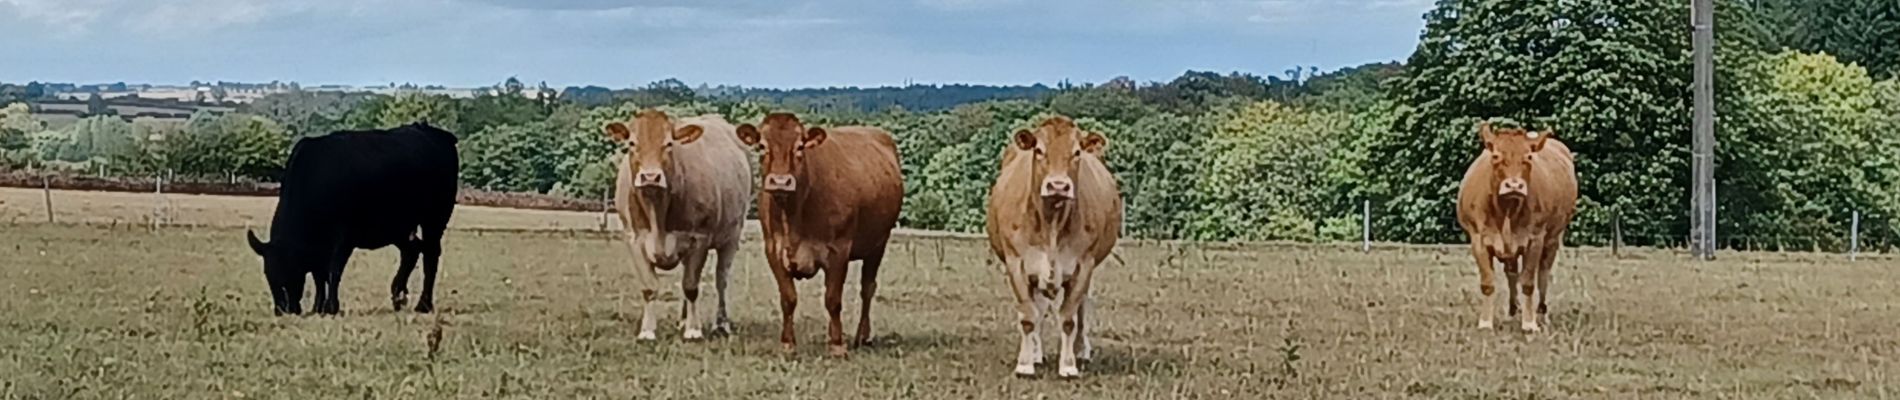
[711,240,738,336]
[1076,292,1092,362]
[621,235,662,340]
[1056,261,1096,379]
[1536,239,1562,326]
[679,247,710,341]
[1468,239,1496,329]
[391,239,420,311]
[1502,255,1521,318]
[822,255,850,358]
[853,251,884,347]
[768,256,799,353]
[1003,256,1040,376]
[316,246,351,315]
[1518,244,1545,333]
[415,227,444,314]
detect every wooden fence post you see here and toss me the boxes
[42,174,54,223]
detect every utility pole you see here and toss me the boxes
[1690,0,1717,260]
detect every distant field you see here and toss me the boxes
[0,190,1895,398]
[0,187,619,232]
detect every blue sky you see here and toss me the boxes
[0,0,1433,88]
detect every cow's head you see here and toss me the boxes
[604,109,707,191]
[1015,116,1107,207]
[737,113,826,197]
[246,230,305,316]
[1478,121,1551,205]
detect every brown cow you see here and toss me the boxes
[1456,121,1577,333]
[737,113,903,358]
[604,109,753,341]
[985,116,1122,378]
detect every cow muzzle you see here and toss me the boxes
[1497,179,1528,198]
[634,169,667,189]
[763,174,797,193]
[1041,178,1075,200]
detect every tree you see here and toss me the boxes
[362,93,460,134]
[1375,0,1691,245]
[1189,102,1353,241]
[1114,112,1207,239]
[1718,51,1899,250]
[0,103,44,168]
[85,93,112,116]
[170,112,290,179]
[460,122,562,193]
[459,92,549,137]
[1758,0,1900,79]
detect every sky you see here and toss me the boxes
[0,0,1433,88]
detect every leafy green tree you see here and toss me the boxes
[85,93,113,116]
[1048,86,1153,122]
[242,91,373,137]
[170,112,290,179]
[1190,101,1353,241]
[346,93,460,134]
[1758,0,1900,79]
[0,103,44,168]
[459,93,550,136]
[1377,0,1691,245]
[460,122,562,193]
[1113,112,1206,239]
[1720,51,1899,249]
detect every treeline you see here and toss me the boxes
[3,0,1897,250]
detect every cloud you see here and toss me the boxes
[0,0,1433,87]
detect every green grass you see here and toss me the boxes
[1,222,1896,399]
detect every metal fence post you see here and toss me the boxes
[1361,200,1370,253]
[1850,210,1860,261]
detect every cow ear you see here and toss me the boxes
[1476,121,1496,150]
[736,124,762,148]
[1081,132,1108,155]
[604,122,632,142]
[246,230,269,256]
[1013,129,1037,151]
[1531,127,1553,151]
[674,124,705,145]
[802,127,828,149]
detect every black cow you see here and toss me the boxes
[246,123,459,315]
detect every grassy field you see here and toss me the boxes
[1,192,1897,398]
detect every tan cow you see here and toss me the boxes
[604,109,753,341]
[737,113,903,358]
[1457,121,1577,333]
[985,116,1122,378]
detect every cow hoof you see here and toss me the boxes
[780,343,797,355]
[1058,366,1082,379]
[1478,319,1494,330]
[1520,321,1542,333]
[711,321,734,336]
[391,293,409,311]
[1014,363,1036,377]
[637,331,658,341]
[683,329,705,341]
[827,345,849,358]
[414,302,434,314]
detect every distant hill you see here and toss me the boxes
[705,84,1055,113]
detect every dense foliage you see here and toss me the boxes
[4,0,1896,249]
